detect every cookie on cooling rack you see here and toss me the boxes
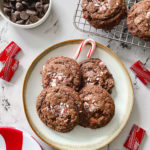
[79,85,115,129]
[36,86,83,133]
[81,0,127,30]
[127,0,150,41]
[41,56,81,91]
[79,58,114,93]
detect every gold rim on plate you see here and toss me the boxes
[22,39,134,150]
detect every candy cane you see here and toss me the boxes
[73,39,96,60]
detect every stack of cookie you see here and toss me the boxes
[36,56,115,132]
[82,0,150,41]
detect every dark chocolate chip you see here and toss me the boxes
[35,2,43,12]
[11,9,15,13]
[14,11,20,20]
[41,0,49,4]
[10,13,17,22]
[16,20,24,24]
[3,7,11,15]
[3,2,11,8]
[2,0,50,25]
[30,15,39,23]
[39,12,44,18]
[22,1,28,7]
[16,2,23,11]
[43,4,49,13]
[20,11,29,20]
[26,9,37,16]
[28,2,36,9]
[25,19,30,25]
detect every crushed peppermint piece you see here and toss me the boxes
[89,104,96,112]
[87,77,91,82]
[57,75,62,80]
[84,102,89,109]
[43,65,45,70]
[92,99,95,103]
[64,119,68,123]
[85,95,93,100]
[51,79,56,86]
[96,77,100,81]
[146,12,150,19]
[47,72,51,75]
[94,103,98,106]
[100,6,106,11]
[94,3,100,6]
[87,82,94,85]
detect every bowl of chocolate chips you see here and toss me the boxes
[0,0,51,28]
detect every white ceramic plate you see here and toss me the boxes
[22,39,134,150]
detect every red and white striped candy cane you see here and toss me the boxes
[73,39,96,60]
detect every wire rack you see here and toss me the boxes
[73,0,150,48]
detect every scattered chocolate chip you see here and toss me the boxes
[22,1,28,7]
[16,2,23,11]
[3,2,11,8]
[10,12,17,22]
[3,7,11,15]
[44,4,49,13]
[39,12,44,18]
[26,9,37,16]
[16,20,24,24]
[14,11,20,20]
[30,15,39,23]
[41,0,49,4]
[28,2,36,9]
[25,19,30,25]
[20,11,29,20]
[35,2,43,12]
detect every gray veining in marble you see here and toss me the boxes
[0,0,150,150]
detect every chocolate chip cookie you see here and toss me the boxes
[81,0,127,30]
[127,0,150,41]
[79,85,115,129]
[79,58,114,93]
[36,86,83,132]
[41,57,81,91]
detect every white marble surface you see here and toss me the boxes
[0,0,150,150]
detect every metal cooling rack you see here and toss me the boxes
[73,0,150,48]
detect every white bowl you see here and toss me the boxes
[0,0,52,29]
